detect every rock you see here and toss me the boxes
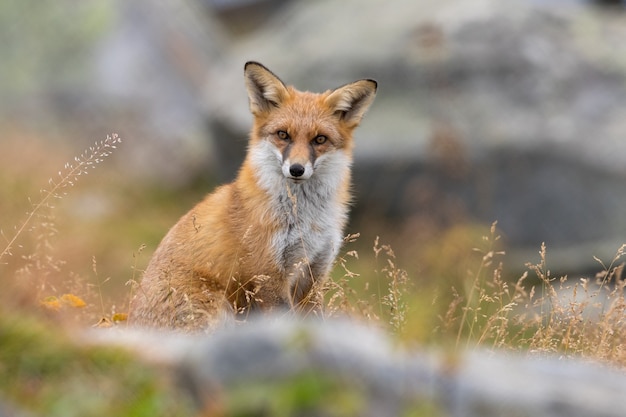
[89,316,626,417]
[204,0,626,273]
[9,0,625,272]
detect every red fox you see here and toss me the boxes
[130,62,377,331]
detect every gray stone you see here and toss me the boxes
[89,317,626,417]
[204,0,626,272]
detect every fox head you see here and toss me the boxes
[243,62,377,185]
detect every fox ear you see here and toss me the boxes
[325,79,377,126]
[244,62,289,115]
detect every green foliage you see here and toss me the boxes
[221,373,445,417]
[223,373,364,417]
[0,313,194,417]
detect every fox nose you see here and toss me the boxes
[289,163,305,178]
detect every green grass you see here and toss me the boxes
[0,313,195,417]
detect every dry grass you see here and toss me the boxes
[425,223,626,367]
[319,221,626,368]
[1,134,122,320]
[3,132,626,417]
[517,243,626,363]
[0,133,199,416]
[2,134,626,372]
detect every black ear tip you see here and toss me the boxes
[244,61,266,72]
[366,79,378,91]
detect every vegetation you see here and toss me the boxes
[1,131,625,416]
[0,313,195,417]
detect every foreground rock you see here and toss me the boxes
[91,317,626,417]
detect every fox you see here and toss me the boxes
[129,62,377,331]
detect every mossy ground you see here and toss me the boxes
[0,312,195,417]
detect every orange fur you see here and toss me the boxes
[129,62,377,331]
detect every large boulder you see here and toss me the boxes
[204,0,626,273]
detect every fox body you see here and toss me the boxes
[130,62,377,330]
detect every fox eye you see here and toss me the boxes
[277,130,290,141]
[313,135,327,145]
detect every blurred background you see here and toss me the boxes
[2,0,626,309]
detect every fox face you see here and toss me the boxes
[244,62,377,186]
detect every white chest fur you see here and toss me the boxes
[250,140,350,275]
